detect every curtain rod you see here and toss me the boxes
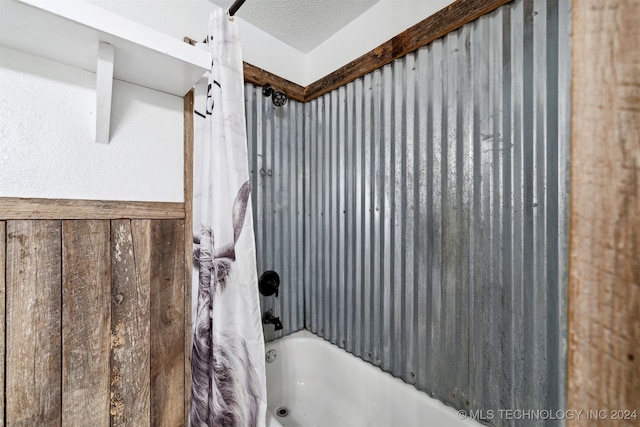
[200,0,246,42]
[229,0,247,16]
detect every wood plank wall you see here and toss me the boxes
[6,221,62,425]
[1,218,185,426]
[150,220,185,427]
[568,0,640,424]
[110,219,151,426]
[0,222,4,427]
[183,90,194,420]
[1,91,194,425]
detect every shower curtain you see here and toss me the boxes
[190,9,267,427]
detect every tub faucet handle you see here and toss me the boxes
[262,310,283,331]
[259,271,280,297]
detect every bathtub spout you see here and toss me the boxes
[263,310,283,331]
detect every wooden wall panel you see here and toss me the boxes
[183,90,194,419]
[110,220,151,426]
[0,221,4,427]
[5,220,62,425]
[569,0,640,424]
[150,220,185,426]
[0,197,184,220]
[3,81,193,425]
[61,220,111,427]
[1,217,188,425]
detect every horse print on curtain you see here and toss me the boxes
[189,8,267,427]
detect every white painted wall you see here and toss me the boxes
[85,0,306,86]
[0,0,454,202]
[0,47,184,202]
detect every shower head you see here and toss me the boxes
[262,84,288,107]
[272,90,287,107]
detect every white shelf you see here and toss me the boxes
[0,0,210,96]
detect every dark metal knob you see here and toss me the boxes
[259,270,280,297]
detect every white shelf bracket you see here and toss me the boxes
[96,41,114,144]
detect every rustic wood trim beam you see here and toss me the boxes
[304,0,512,101]
[0,198,185,220]
[567,0,640,421]
[183,89,194,420]
[242,62,305,102]
[0,221,4,427]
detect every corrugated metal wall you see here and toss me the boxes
[302,0,570,425]
[245,84,305,341]
[245,0,570,423]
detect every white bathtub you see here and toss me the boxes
[264,330,482,427]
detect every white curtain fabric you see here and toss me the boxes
[190,9,267,427]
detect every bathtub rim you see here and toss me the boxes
[264,328,484,427]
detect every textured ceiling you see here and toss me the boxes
[209,0,381,53]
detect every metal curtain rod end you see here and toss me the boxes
[229,0,247,16]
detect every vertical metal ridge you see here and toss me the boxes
[414,44,430,393]
[556,0,571,416]
[345,81,356,352]
[402,51,416,383]
[510,0,527,414]
[331,95,341,336]
[352,77,363,357]
[391,57,404,377]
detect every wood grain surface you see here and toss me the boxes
[5,220,62,425]
[183,89,194,421]
[568,0,640,425]
[243,62,305,102]
[150,220,185,427]
[61,220,111,427]
[2,217,189,425]
[0,197,184,220]
[0,221,4,427]
[110,220,151,426]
